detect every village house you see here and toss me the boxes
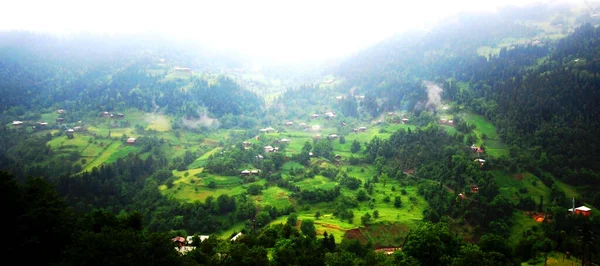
[174,66,191,72]
[100,111,110,118]
[117,113,124,118]
[313,134,322,140]
[387,112,395,116]
[358,126,367,132]
[311,125,321,132]
[12,121,24,127]
[57,109,66,114]
[127,137,137,145]
[299,122,308,129]
[172,236,186,246]
[73,126,82,131]
[242,141,252,149]
[285,121,293,126]
[259,127,275,133]
[440,118,448,124]
[335,96,343,100]
[256,154,264,160]
[186,235,209,245]
[471,144,484,153]
[310,114,320,119]
[403,168,416,175]
[66,128,74,136]
[328,134,339,140]
[474,158,485,167]
[56,117,64,123]
[324,112,336,119]
[334,154,342,161]
[569,206,591,217]
[401,117,409,124]
[241,169,250,176]
[355,95,365,100]
[280,138,291,144]
[322,79,334,84]
[231,232,243,241]
[251,169,260,175]
[264,146,274,153]
[39,122,48,127]
[470,185,479,193]
[448,120,454,126]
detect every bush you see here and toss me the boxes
[287,213,298,226]
[356,189,369,201]
[208,181,217,189]
[361,213,371,225]
[394,196,402,208]
[247,184,263,195]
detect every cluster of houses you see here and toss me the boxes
[12,109,137,144]
[310,111,336,119]
[259,127,275,133]
[470,144,485,166]
[99,111,125,119]
[458,185,480,200]
[172,233,243,254]
[240,169,261,176]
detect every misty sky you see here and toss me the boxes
[0,0,575,62]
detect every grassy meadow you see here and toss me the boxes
[463,113,509,158]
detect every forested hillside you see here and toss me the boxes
[0,33,262,123]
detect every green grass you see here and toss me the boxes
[105,145,140,163]
[160,173,246,202]
[281,161,305,171]
[87,126,134,138]
[463,113,509,157]
[266,180,427,244]
[522,251,579,266]
[81,142,106,157]
[82,142,123,172]
[509,211,540,246]
[294,175,338,190]
[188,147,222,169]
[251,186,292,209]
[145,114,171,131]
[47,135,92,153]
[219,222,246,240]
[493,171,550,204]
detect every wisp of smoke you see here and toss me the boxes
[424,81,443,110]
[182,115,219,129]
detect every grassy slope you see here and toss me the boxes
[163,122,426,240]
[463,113,509,157]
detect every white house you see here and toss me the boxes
[231,232,243,241]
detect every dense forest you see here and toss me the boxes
[1,3,600,266]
